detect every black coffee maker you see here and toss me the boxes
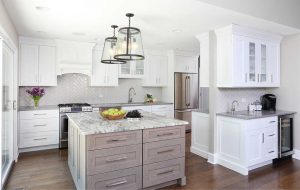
[261,94,276,111]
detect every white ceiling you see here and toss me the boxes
[3,0,300,51]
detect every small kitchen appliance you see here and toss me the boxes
[261,94,276,111]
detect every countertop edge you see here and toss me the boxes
[217,110,296,120]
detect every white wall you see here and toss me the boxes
[271,34,300,150]
[0,0,18,46]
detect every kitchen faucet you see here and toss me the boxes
[128,87,136,103]
[231,100,239,113]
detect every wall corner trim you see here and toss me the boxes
[292,149,300,160]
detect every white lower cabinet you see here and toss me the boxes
[19,109,59,152]
[217,116,278,175]
[190,111,209,158]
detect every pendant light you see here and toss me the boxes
[114,13,145,61]
[101,25,126,64]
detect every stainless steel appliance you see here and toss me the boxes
[278,114,294,158]
[58,103,93,148]
[174,73,199,131]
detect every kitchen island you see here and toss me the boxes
[67,111,188,190]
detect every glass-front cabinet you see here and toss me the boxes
[119,60,144,78]
[248,41,256,83]
[260,44,267,83]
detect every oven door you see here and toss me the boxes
[279,114,294,158]
[60,113,69,148]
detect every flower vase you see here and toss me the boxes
[33,97,40,108]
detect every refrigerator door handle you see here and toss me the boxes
[187,76,191,106]
[185,76,188,107]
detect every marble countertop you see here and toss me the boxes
[19,105,59,111]
[91,102,173,108]
[67,111,188,135]
[217,110,296,120]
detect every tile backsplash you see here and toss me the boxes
[216,88,268,112]
[19,74,162,106]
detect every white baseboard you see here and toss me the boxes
[216,156,248,175]
[293,149,300,160]
[19,144,59,153]
[190,146,208,159]
[207,153,217,164]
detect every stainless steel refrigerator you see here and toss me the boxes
[174,73,199,131]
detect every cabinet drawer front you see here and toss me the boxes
[246,117,278,131]
[87,144,142,175]
[143,138,185,164]
[19,131,59,148]
[263,142,278,160]
[151,105,173,112]
[20,109,59,119]
[264,126,278,143]
[87,166,142,190]
[87,130,142,150]
[143,157,185,188]
[20,118,59,133]
[143,126,185,143]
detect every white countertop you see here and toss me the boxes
[67,111,188,135]
[19,105,58,111]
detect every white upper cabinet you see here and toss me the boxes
[19,37,57,86]
[119,60,144,78]
[196,33,210,87]
[215,24,282,88]
[90,48,119,86]
[174,53,198,73]
[142,50,168,87]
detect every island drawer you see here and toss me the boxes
[143,157,185,188]
[87,130,142,150]
[87,166,142,190]
[143,138,185,164]
[87,144,142,175]
[143,126,185,143]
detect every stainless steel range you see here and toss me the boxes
[58,103,93,148]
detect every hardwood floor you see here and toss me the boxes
[5,133,300,190]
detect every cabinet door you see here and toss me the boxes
[19,44,39,86]
[119,62,131,78]
[186,56,198,73]
[38,46,57,86]
[268,43,280,87]
[90,50,106,86]
[158,55,168,86]
[105,64,119,86]
[143,54,158,86]
[245,39,259,85]
[258,42,268,85]
[246,129,263,166]
[134,60,144,77]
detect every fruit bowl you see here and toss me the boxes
[100,108,127,120]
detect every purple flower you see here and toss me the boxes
[26,87,45,98]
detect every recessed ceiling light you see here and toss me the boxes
[72,32,85,36]
[36,30,46,34]
[35,6,51,11]
[172,29,182,33]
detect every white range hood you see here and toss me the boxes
[56,40,95,76]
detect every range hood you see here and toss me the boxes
[56,40,95,76]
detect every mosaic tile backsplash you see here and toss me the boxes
[216,88,268,112]
[19,74,163,106]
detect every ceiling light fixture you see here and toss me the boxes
[114,13,145,61]
[72,32,85,36]
[172,29,182,33]
[101,25,126,64]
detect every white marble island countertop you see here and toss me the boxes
[67,111,188,135]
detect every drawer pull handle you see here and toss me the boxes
[106,156,128,162]
[269,121,276,123]
[106,179,128,187]
[268,134,275,137]
[157,169,174,175]
[157,132,173,137]
[109,138,128,142]
[269,150,275,153]
[157,149,174,154]
[33,137,47,141]
[34,113,47,115]
[34,124,47,127]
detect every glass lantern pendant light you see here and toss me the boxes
[101,25,126,64]
[114,13,145,61]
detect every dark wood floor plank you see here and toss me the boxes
[5,133,300,190]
